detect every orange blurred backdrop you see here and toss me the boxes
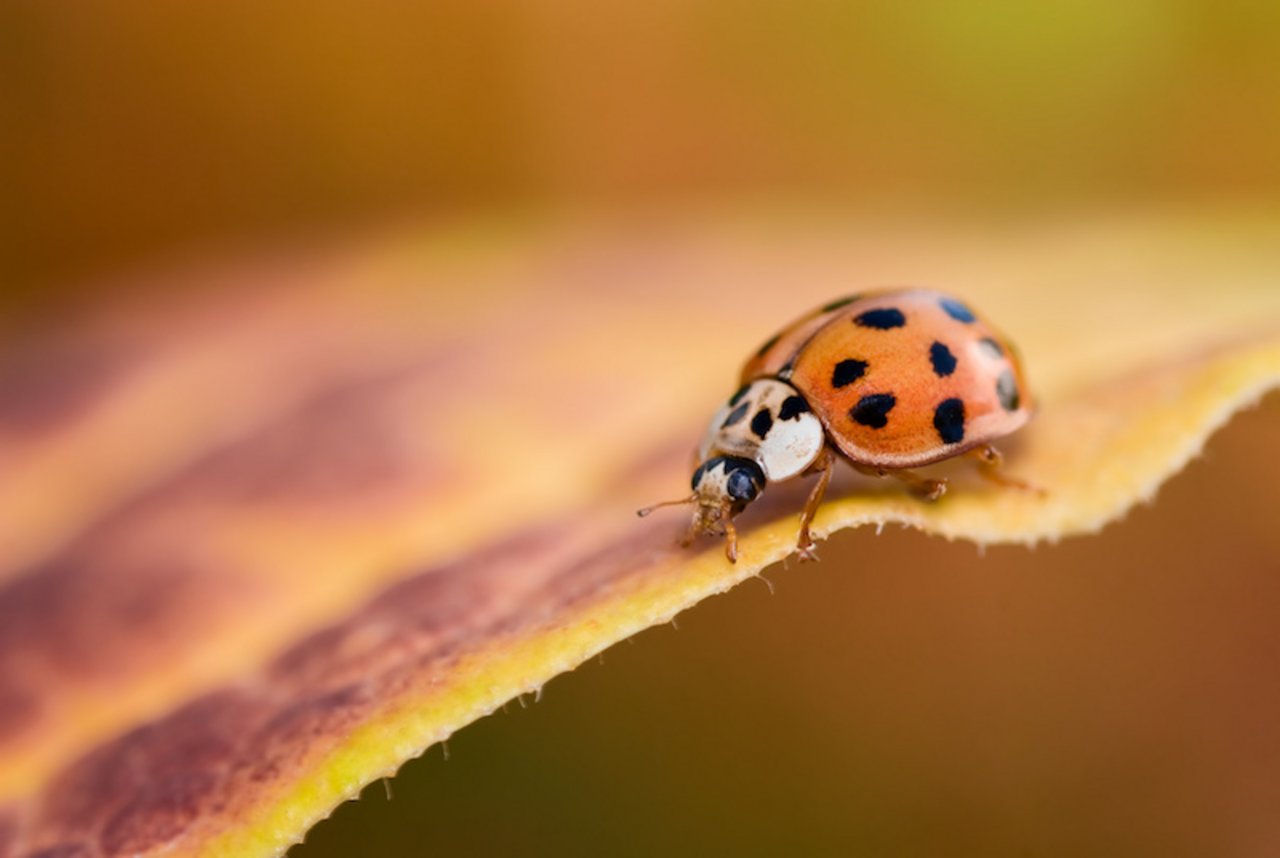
[4,1,1280,307]
[4,5,1280,856]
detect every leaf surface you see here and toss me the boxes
[1,213,1278,857]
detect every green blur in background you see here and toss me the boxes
[3,1,1280,305]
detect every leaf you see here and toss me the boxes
[1,213,1278,857]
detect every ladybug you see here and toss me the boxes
[639,288,1035,563]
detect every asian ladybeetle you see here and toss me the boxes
[639,288,1035,563]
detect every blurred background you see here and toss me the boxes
[4,1,1280,311]
[4,3,1280,856]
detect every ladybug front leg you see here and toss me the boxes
[678,516,700,548]
[795,446,835,562]
[721,502,740,563]
[968,444,1043,494]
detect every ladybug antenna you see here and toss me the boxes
[636,493,697,518]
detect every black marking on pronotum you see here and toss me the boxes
[850,393,896,429]
[978,336,1004,358]
[755,332,782,358]
[996,370,1020,411]
[854,308,906,330]
[721,401,750,428]
[820,294,861,313]
[831,358,868,388]
[750,408,774,439]
[777,360,796,379]
[691,456,764,501]
[929,342,957,377]
[778,395,810,421]
[933,397,966,444]
[728,384,751,407]
[940,298,976,323]
[690,456,724,490]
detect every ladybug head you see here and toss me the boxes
[689,455,765,511]
[637,455,765,563]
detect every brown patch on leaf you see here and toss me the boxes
[2,512,694,856]
[0,809,18,858]
[0,328,139,436]
[99,771,216,856]
[24,845,94,858]
[169,358,458,507]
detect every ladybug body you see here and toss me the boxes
[640,288,1035,562]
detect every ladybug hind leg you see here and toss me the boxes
[852,462,948,501]
[967,444,1044,494]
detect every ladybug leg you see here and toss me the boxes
[796,446,835,562]
[891,469,948,501]
[678,516,700,548]
[722,502,739,564]
[968,444,1043,494]
[852,462,947,501]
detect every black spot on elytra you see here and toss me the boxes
[779,395,810,420]
[940,298,975,323]
[850,393,895,429]
[755,333,782,358]
[996,370,1020,411]
[721,401,750,428]
[978,336,1004,358]
[728,385,751,407]
[854,308,906,330]
[933,398,966,444]
[929,342,957,377]
[831,358,868,388]
[750,408,774,439]
[821,295,861,313]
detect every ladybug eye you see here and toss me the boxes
[726,469,759,503]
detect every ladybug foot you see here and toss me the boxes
[913,478,948,501]
[723,512,740,564]
[891,472,947,501]
[795,540,821,563]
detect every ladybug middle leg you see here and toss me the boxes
[851,462,948,501]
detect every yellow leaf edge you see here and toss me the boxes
[201,340,1280,857]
